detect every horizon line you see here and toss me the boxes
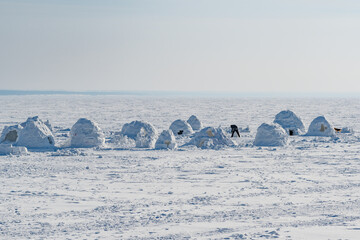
[0,90,359,98]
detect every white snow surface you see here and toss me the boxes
[306,116,335,137]
[169,119,194,136]
[70,118,105,148]
[187,115,203,131]
[9,116,55,148]
[121,120,158,148]
[185,126,236,149]
[155,130,177,149]
[274,110,305,135]
[0,95,360,239]
[254,123,289,146]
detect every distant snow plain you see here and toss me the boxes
[0,95,359,239]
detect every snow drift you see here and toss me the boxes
[187,115,202,131]
[121,121,158,148]
[306,116,335,137]
[155,130,177,149]
[253,123,288,147]
[184,127,235,149]
[170,119,194,136]
[273,110,305,135]
[70,118,105,148]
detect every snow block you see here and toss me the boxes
[253,123,288,147]
[187,115,202,131]
[184,127,235,149]
[15,116,55,148]
[170,119,194,136]
[155,130,177,149]
[0,144,28,155]
[70,118,105,148]
[121,121,157,148]
[274,110,305,135]
[306,116,335,137]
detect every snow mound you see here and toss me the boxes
[109,134,136,148]
[170,119,194,136]
[184,127,235,149]
[70,118,105,148]
[306,116,335,137]
[253,123,288,147]
[121,121,157,148]
[155,130,177,149]
[274,110,305,135]
[0,144,28,155]
[187,115,202,131]
[340,127,354,134]
[15,116,55,148]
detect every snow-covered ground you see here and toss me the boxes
[0,95,359,239]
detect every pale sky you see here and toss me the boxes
[1,0,360,93]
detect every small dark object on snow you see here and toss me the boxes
[231,125,240,137]
[334,128,341,133]
[289,129,294,136]
[178,130,184,135]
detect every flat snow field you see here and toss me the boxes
[0,95,360,239]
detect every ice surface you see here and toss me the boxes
[253,123,288,146]
[0,95,359,239]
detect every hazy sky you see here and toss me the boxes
[1,0,360,93]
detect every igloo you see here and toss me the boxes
[155,130,177,149]
[70,118,105,148]
[169,119,194,136]
[253,123,288,147]
[306,116,335,137]
[184,127,235,149]
[121,121,158,148]
[0,125,22,144]
[274,110,305,135]
[14,116,55,148]
[187,115,202,131]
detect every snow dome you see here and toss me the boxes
[253,123,288,147]
[155,130,177,150]
[70,118,105,148]
[121,120,158,148]
[184,127,235,149]
[306,116,335,137]
[187,115,202,131]
[273,110,305,135]
[169,119,194,136]
[14,116,55,148]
